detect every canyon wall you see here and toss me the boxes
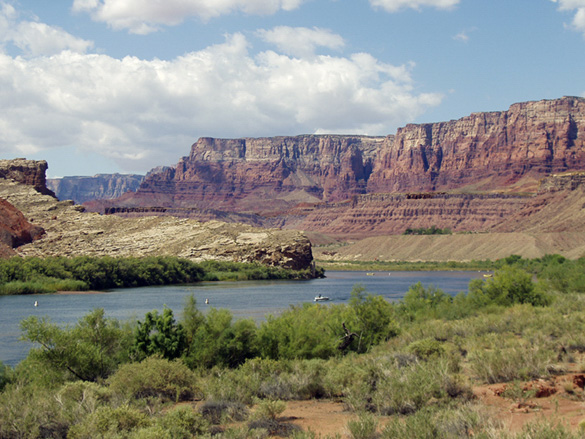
[367,96,585,193]
[116,97,585,217]
[95,97,585,237]
[131,135,384,214]
[48,173,144,204]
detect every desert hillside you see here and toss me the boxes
[0,160,314,270]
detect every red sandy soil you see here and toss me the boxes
[253,373,585,437]
[474,373,585,432]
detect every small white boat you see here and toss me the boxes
[314,294,330,302]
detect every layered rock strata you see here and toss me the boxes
[367,96,585,193]
[118,97,584,207]
[279,193,530,239]
[97,97,585,238]
[116,135,384,214]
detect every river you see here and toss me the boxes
[0,270,486,367]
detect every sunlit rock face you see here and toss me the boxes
[85,97,585,238]
[131,135,385,214]
[367,96,585,193]
[118,97,585,213]
[0,159,56,197]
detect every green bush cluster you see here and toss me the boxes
[0,256,322,295]
[403,225,452,235]
[199,260,323,281]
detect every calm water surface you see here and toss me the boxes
[0,270,486,367]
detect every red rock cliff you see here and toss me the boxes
[134,135,384,213]
[107,96,585,229]
[0,198,45,257]
[367,96,585,193]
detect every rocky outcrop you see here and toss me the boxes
[0,198,45,256]
[47,174,144,204]
[491,172,585,234]
[0,159,56,197]
[0,178,314,270]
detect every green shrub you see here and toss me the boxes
[468,266,551,307]
[400,282,454,321]
[0,361,12,391]
[515,419,581,438]
[133,307,187,361]
[56,381,112,425]
[67,404,151,439]
[0,383,68,439]
[381,404,503,439]
[346,412,379,439]
[156,406,209,438]
[253,399,287,421]
[108,357,197,402]
[199,400,249,424]
[258,303,339,360]
[20,308,133,382]
[407,338,445,359]
[186,308,259,369]
[0,280,56,295]
[468,337,555,384]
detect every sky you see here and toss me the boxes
[0,0,585,178]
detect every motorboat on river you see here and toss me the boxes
[314,294,330,302]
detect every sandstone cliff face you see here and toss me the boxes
[47,174,144,204]
[115,97,585,216]
[0,159,56,197]
[96,97,585,238]
[367,96,585,193]
[135,135,384,213]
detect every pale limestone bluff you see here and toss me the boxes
[0,177,314,270]
[47,174,144,204]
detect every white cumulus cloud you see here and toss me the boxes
[0,3,93,55]
[257,26,344,58]
[0,16,442,173]
[72,0,309,34]
[551,0,585,35]
[369,0,460,13]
